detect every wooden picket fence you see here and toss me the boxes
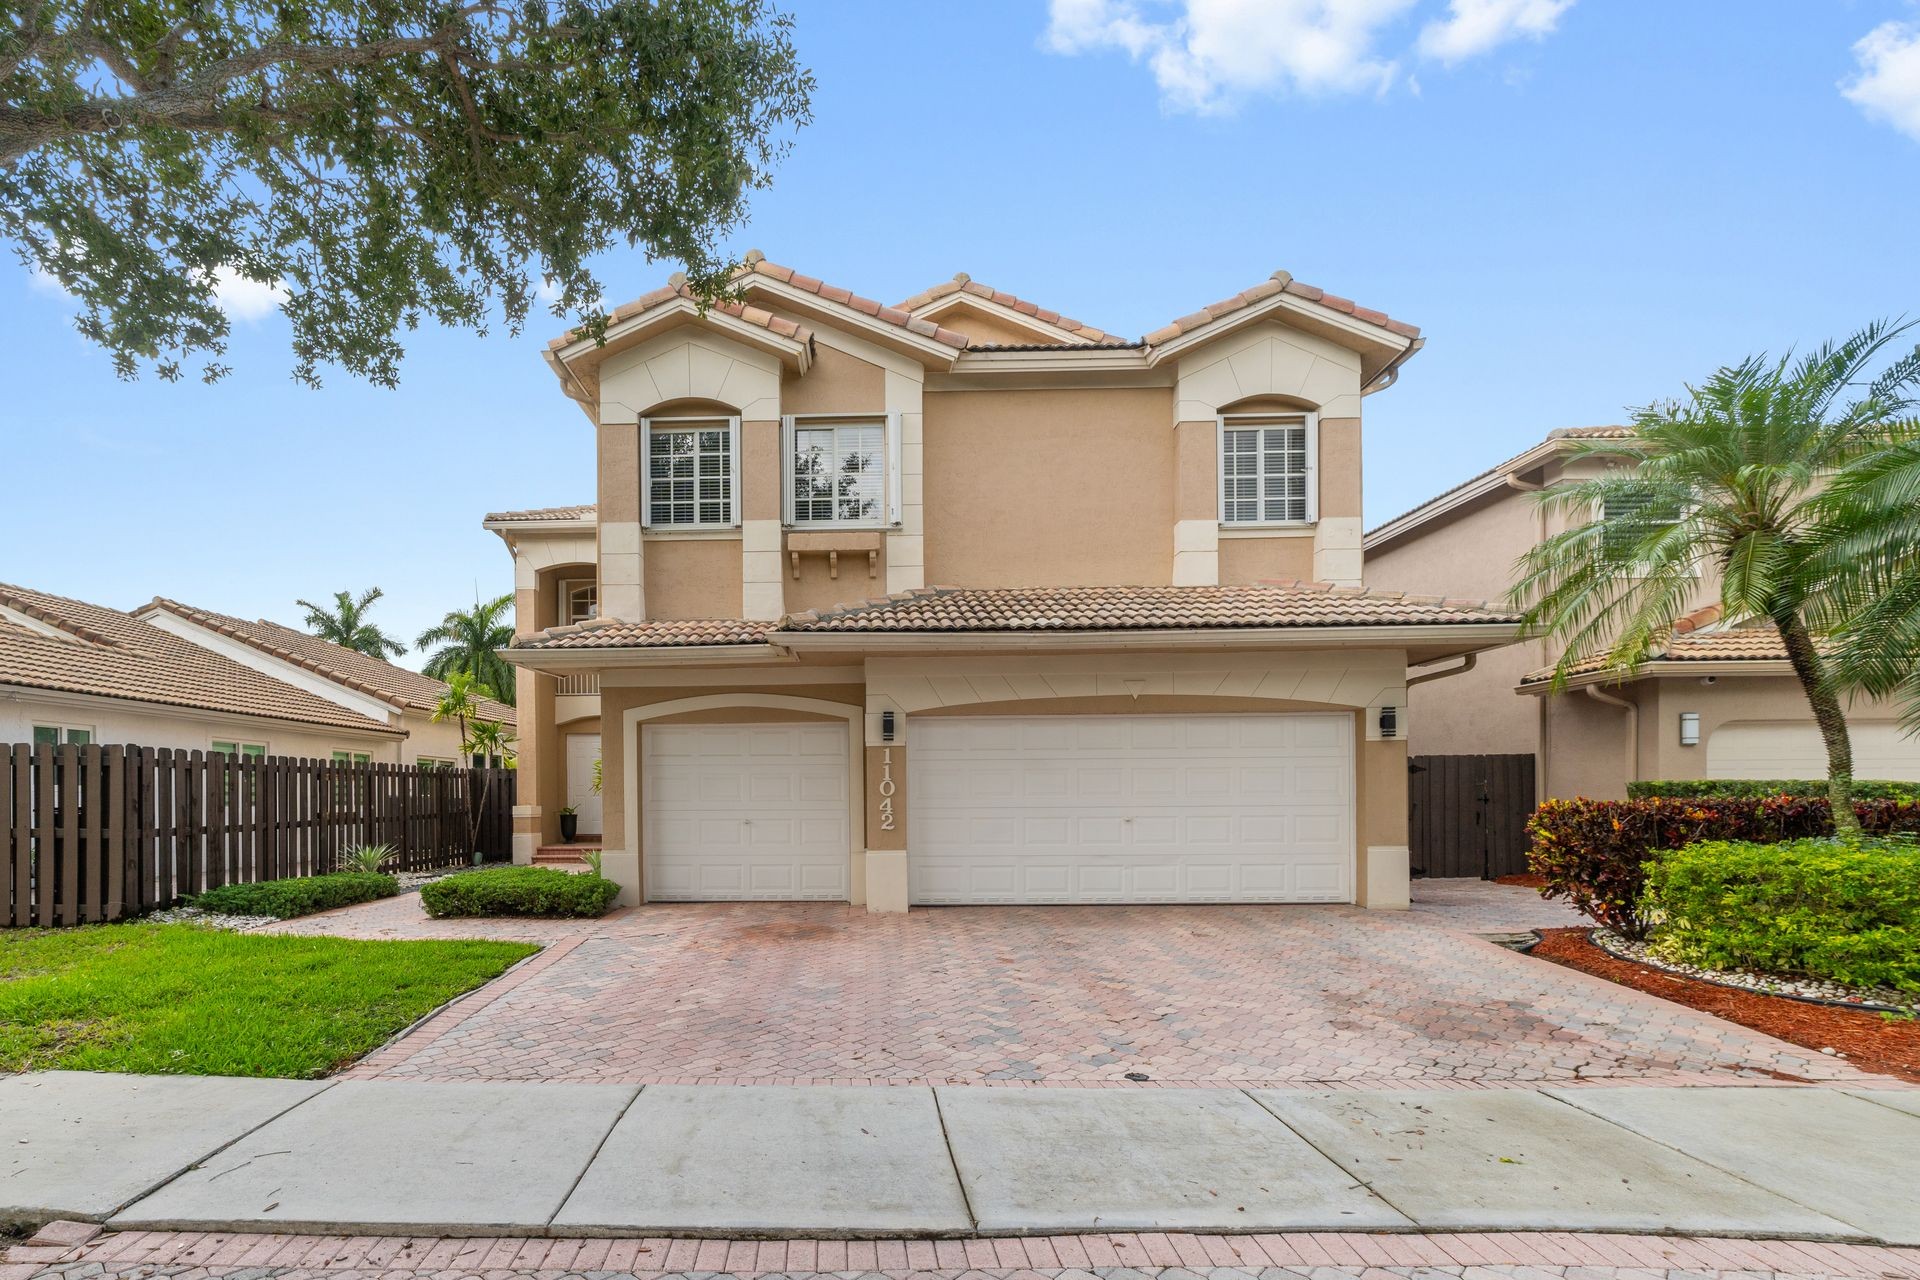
[2,743,515,927]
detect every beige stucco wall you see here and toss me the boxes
[1218,533,1316,584]
[644,537,743,619]
[781,342,885,415]
[0,695,401,762]
[923,386,1176,586]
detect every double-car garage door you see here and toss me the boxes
[641,713,1355,905]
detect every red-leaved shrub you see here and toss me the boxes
[1525,795,1920,939]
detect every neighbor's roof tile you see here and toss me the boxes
[0,584,402,735]
[144,599,514,724]
[1521,608,1797,685]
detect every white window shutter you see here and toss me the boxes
[729,415,742,526]
[638,417,653,528]
[1304,411,1320,525]
[780,416,796,525]
[1214,416,1227,523]
[886,411,903,526]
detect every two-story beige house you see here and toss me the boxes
[1365,427,1920,800]
[491,257,1521,911]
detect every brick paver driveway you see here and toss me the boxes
[270,881,1880,1088]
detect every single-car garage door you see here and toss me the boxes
[1708,720,1920,782]
[909,713,1354,904]
[642,722,850,901]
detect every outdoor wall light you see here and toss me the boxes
[880,710,897,743]
[1378,705,1400,740]
[1678,711,1701,747]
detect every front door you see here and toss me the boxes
[565,732,603,837]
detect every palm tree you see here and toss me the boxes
[429,672,486,763]
[417,593,516,706]
[1814,432,1920,731]
[1511,321,1920,836]
[462,719,517,858]
[297,588,407,660]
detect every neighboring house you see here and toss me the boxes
[491,255,1521,912]
[1364,427,1920,800]
[0,583,513,764]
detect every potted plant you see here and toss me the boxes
[558,804,579,843]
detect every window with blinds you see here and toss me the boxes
[789,417,888,526]
[644,418,736,527]
[1219,413,1317,524]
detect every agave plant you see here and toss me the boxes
[343,843,396,874]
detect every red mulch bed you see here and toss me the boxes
[1530,927,1920,1084]
[1494,872,1548,888]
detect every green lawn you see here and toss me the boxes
[0,923,539,1078]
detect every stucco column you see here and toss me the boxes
[600,690,639,906]
[510,563,559,857]
[862,702,908,912]
[1355,730,1410,909]
[1314,417,1363,586]
[886,369,926,594]
[1172,419,1219,585]
[740,418,785,620]
[597,418,645,620]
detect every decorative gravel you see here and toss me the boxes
[146,904,280,932]
[1593,927,1920,1015]
[394,863,492,892]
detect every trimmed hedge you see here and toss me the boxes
[1629,778,1920,802]
[1526,795,1920,938]
[1644,838,1920,992]
[191,872,399,920]
[420,866,619,918]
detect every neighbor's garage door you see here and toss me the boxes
[909,714,1354,905]
[641,723,850,901]
[1707,720,1920,782]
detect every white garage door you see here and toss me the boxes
[1708,720,1920,782]
[909,714,1354,905]
[642,723,850,901]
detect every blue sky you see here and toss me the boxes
[5,0,1920,666]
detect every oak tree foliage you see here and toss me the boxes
[1,0,812,383]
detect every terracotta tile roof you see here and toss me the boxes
[516,618,773,650]
[547,279,812,351]
[0,584,402,736]
[896,274,1124,346]
[738,253,969,350]
[144,599,515,725]
[1365,425,1637,543]
[1144,270,1421,347]
[1521,606,1797,684]
[484,504,597,524]
[785,582,1518,634]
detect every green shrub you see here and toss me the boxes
[1629,778,1920,802]
[1643,837,1920,991]
[1525,795,1920,938]
[191,872,399,920]
[420,866,619,918]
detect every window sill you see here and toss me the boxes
[641,526,743,541]
[1218,523,1317,539]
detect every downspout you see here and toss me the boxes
[1361,337,1425,396]
[1406,652,1476,686]
[1583,685,1639,789]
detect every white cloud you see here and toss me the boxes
[1045,0,1574,112]
[28,265,67,298]
[1045,0,1417,113]
[211,268,288,321]
[1843,20,1920,143]
[1417,0,1573,65]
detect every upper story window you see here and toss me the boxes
[559,578,597,626]
[1219,412,1318,526]
[642,415,739,529]
[783,414,899,528]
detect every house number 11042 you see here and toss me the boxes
[878,747,896,831]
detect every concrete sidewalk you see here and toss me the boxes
[3,1072,1918,1244]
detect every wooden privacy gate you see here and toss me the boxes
[1408,753,1537,879]
[3,744,515,927]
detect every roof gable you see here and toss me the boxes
[898,274,1121,347]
